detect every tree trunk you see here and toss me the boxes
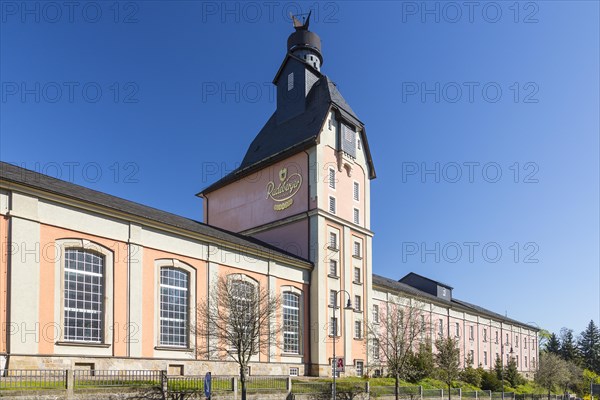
[395,373,400,400]
[240,366,247,400]
[448,383,451,400]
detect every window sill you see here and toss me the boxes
[155,346,193,352]
[354,309,362,313]
[353,337,364,341]
[281,353,303,358]
[327,246,339,252]
[56,341,110,348]
[353,281,362,285]
[328,305,340,310]
[328,274,339,279]
[352,255,363,260]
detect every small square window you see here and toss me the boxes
[289,367,299,376]
[354,321,362,339]
[353,242,361,257]
[328,168,336,189]
[329,197,336,214]
[354,295,361,312]
[329,232,337,249]
[329,260,338,276]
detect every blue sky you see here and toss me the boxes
[1,1,598,336]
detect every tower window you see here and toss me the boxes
[287,72,294,91]
[328,168,336,189]
[329,196,336,214]
[329,260,338,276]
[353,241,361,257]
[353,208,360,224]
[329,232,337,249]
[353,182,359,201]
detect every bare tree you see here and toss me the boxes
[194,274,282,400]
[434,337,461,400]
[535,352,570,400]
[367,296,430,400]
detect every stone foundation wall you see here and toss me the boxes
[6,355,305,376]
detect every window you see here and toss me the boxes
[283,292,300,354]
[353,208,360,224]
[287,72,294,91]
[330,317,338,336]
[515,335,519,347]
[455,322,460,337]
[484,351,488,366]
[159,267,189,347]
[354,295,361,312]
[354,267,361,283]
[506,333,509,344]
[357,138,362,150]
[329,196,336,214]
[328,117,333,131]
[64,249,104,343]
[353,182,359,201]
[469,325,474,340]
[373,339,380,359]
[483,328,488,342]
[230,279,256,351]
[329,260,338,276]
[495,331,499,344]
[329,290,337,307]
[328,168,336,189]
[532,357,536,368]
[373,305,379,323]
[516,356,519,368]
[470,350,475,363]
[329,232,337,249]
[356,360,364,377]
[354,321,362,339]
[525,356,528,368]
[374,369,381,377]
[438,319,444,336]
[289,367,299,376]
[524,339,527,349]
[353,241,361,257]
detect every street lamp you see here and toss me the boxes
[332,289,353,400]
[500,340,514,400]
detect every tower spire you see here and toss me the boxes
[287,11,322,71]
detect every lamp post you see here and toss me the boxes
[500,340,514,400]
[332,289,353,400]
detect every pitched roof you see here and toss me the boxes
[198,75,376,195]
[400,271,454,290]
[0,162,312,266]
[372,274,539,331]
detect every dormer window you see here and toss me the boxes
[287,72,294,91]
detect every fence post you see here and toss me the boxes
[420,385,423,400]
[476,390,479,400]
[459,388,462,400]
[160,370,168,397]
[365,381,370,398]
[66,369,74,399]
[287,376,292,395]
[442,388,444,400]
[233,376,238,400]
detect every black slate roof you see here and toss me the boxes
[198,75,376,195]
[372,274,539,331]
[0,161,312,266]
[400,271,454,290]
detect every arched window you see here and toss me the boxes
[159,267,189,347]
[283,292,300,354]
[64,249,104,343]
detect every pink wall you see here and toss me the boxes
[205,152,313,233]
[0,216,7,354]
[251,219,309,260]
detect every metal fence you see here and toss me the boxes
[292,381,332,394]
[423,388,444,399]
[0,369,67,390]
[167,375,234,393]
[370,385,422,397]
[246,375,288,392]
[73,369,162,388]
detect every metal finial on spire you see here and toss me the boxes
[291,11,311,30]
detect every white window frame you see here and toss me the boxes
[53,239,114,355]
[353,208,360,225]
[484,351,488,366]
[353,267,361,284]
[330,317,338,336]
[373,304,379,323]
[469,325,474,340]
[154,259,196,356]
[287,72,294,91]
[329,231,338,250]
[282,290,302,355]
[354,295,361,312]
[159,266,190,348]
[353,241,361,258]
[355,360,364,376]
[329,290,337,308]
[329,259,338,277]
